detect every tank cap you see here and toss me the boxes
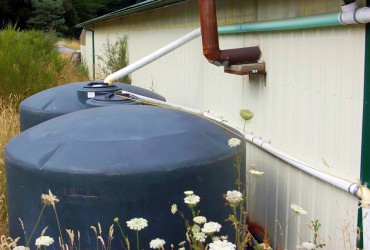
[85,81,117,88]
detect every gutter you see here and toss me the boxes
[76,0,186,28]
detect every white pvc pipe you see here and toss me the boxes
[104,28,201,84]
[122,91,361,198]
[339,2,370,25]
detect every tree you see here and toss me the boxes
[27,0,67,36]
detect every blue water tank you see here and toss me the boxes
[19,81,166,131]
[5,105,245,249]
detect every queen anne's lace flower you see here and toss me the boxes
[149,238,166,249]
[209,240,236,250]
[126,218,148,231]
[225,190,243,203]
[41,190,59,206]
[13,247,28,250]
[301,242,316,250]
[171,204,177,214]
[228,138,241,148]
[192,224,201,233]
[184,191,194,196]
[193,232,207,243]
[193,216,207,224]
[184,194,200,205]
[35,236,54,247]
[240,109,254,121]
[201,222,222,234]
[291,203,307,215]
[249,170,264,176]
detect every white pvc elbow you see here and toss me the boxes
[339,2,370,25]
[104,74,116,85]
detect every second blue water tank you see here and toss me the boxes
[19,81,166,131]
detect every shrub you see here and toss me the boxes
[0,25,65,102]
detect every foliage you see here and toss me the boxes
[0,25,65,103]
[0,0,140,38]
[27,0,67,36]
[97,35,131,84]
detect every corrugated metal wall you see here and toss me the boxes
[82,0,365,248]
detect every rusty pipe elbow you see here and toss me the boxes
[199,0,262,67]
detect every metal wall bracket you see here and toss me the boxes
[224,61,266,75]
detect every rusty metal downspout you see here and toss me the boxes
[198,0,262,66]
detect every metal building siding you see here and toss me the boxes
[86,0,365,248]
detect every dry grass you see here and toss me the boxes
[0,96,21,236]
[56,39,80,50]
[57,54,89,84]
[0,53,89,237]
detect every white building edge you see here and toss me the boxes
[78,0,370,248]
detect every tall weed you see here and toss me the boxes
[97,35,131,84]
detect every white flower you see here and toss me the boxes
[149,238,166,249]
[192,224,201,233]
[249,170,264,176]
[225,190,243,203]
[228,138,241,148]
[179,248,185,250]
[209,240,236,250]
[301,242,316,250]
[13,247,28,250]
[193,232,207,243]
[184,191,194,196]
[126,218,148,231]
[178,241,186,246]
[41,190,59,206]
[171,204,177,214]
[290,203,307,215]
[193,216,207,224]
[184,194,200,206]
[35,236,54,247]
[202,222,222,234]
[258,243,273,250]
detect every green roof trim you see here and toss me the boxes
[76,0,187,27]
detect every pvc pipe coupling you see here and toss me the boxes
[357,186,370,209]
[339,2,370,25]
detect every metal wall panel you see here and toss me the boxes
[85,0,366,248]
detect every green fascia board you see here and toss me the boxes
[76,0,187,28]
